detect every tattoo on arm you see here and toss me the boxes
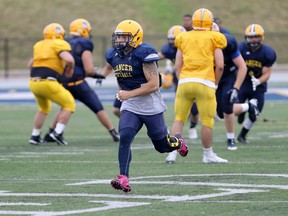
[143,62,158,76]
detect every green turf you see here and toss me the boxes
[0,102,287,215]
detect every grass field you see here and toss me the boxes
[0,101,287,216]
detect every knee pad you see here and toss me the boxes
[152,135,177,153]
[119,127,137,145]
[223,102,233,115]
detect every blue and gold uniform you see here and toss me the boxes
[106,43,165,115]
[238,41,276,113]
[108,20,188,191]
[60,37,104,113]
[216,34,242,118]
[237,24,277,144]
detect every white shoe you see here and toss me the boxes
[166,150,177,163]
[202,153,228,164]
[188,128,198,139]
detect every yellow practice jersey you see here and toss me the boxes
[32,39,71,75]
[175,30,227,82]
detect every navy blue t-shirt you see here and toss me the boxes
[238,41,277,92]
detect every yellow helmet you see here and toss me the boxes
[43,23,65,40]
[70,18,92,38]
[245,24,264,48]
[167,25,186,40]
[161,73,174,89]
[192,8,213,30]
[112,20,143,51]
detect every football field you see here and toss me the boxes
[0,101,287,216]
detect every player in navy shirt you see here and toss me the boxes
[237,24,277,144]
[100,20,188,193]
[44,18,119,144]
[214,17,231,35]
[213,22,259,151]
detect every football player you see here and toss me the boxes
[28,23,75,145]
[212,22,259,150]
[100,20,188,192]
[158,25,199,163]
[173,8,228,164]
[44,18,119,143]
[237,24,277,143]
[213,17,231,34]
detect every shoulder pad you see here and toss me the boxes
[263,44,277,66]
[105,48,117,62]
[225,34,238,53]
[134,43,160,62]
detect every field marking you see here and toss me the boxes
[67,179,288,190]
[0,188,265,202]
[0,173,287,215]
[0,202,50,206]
[0,201,149,216]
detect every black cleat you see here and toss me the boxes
[227,139,238,150]
[237,134,248,144]
[44,128,56,143]
[109,129,120,142]
[29,135,43,145]
[49,131,68,145]
[248,99,260,121]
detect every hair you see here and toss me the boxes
[214,17,222,24]
[183,14,192,18]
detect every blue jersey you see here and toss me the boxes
[105,43,166,115]
[220,27,230,35]
[219,34,241,85]
[160,43,177,62]
[238,41,277,92]
[105,43,160,91]
[61,37,94,83]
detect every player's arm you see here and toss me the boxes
[232,55,247,90]
[259,66,272,83]
[82,50,94,75]
[101,63,114,77]
[251,66,272,91]
[214,48,224,85]
[157,52,166,60]
[116,61,159,101]
[175,49,183,79]
[59,51,75,78]
[27,58,33,69]
[82,50,105,79]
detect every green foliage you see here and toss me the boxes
[0,0,287,69]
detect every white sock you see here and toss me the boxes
[203,147,213,157]
[240,104,249,113]
[32,129,41,136]
[226,133,235,139]
[54,123,65,134]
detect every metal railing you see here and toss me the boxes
[0,33,286,78]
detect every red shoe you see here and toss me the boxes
[111,174,131,193]
[176,134,188,157]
